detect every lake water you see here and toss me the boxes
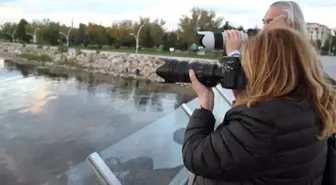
[0,60,196,185]
[0,56,335,185]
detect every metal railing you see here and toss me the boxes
[86,86,233,185]
[87,152,122,185]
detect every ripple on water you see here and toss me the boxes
[0,59,195,185]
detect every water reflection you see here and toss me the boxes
[3,61,69,80]
[0,60,195,185]
[106,156,184,185]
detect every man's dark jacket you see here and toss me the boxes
[182,96,327,185]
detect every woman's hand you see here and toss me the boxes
[224,29,242,55]
[189,69,214,111]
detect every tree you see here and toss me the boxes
[38,19,61,45]
[237,25,244,31]
[315,39,322,51]
[332,30,336,55]
[162,31,182,51]
[26,19,41,33]
[75,23,86,45]
[0,22,17,41]
[222,21,234,30]
[178,7,224,49]
[58,24,76,45]
[127,17,167,48]
[134,17,165,48]
[16,18,30,42]
[109,20,134,47]
[1,10,262,50]
[85,23,102,45]
[321,31,336,55]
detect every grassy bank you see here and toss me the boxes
[17,51,83,66]
[17,52,52,62]
[76,46,222,59]
[4,41,222,60]
[12,51,158,83]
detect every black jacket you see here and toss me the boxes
[183,97,327,185]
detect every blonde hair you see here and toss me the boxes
[235,27,336,138]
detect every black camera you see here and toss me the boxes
[155,56,245,89]
[246,28,259,37]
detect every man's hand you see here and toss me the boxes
[224,30,242,55]
[263,14,288,30]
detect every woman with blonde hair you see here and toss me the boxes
[183,26,336,185]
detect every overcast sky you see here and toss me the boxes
[0,0,335,30]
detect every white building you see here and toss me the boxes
[307,23,331,47]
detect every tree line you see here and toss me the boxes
[0,7,334,55]
[311,34,336,55]
[0,8,259,51]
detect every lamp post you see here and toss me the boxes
[24,28,40,44]
[59,27,73,46]
[6,28,17,42]
[194,15,201,31]
[328,28,335,56]
[130,24,144,54]
[33,28,40,44]
[26,32,33,42]
[190,15,201,52]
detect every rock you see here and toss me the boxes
[0,42,217,82]
[45,62,54,67]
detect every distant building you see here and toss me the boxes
[307,22,331,47]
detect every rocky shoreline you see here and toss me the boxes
[2,59,197,99]
[0,42,216,84]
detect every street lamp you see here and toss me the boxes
[33,28,40,44]
[26,32,33,42]
[194,15,201,31]
[25,28,40,44]
[59,27,73,47]
[5,28,17,42]
[328,28,335,56]
[130,24,144,54]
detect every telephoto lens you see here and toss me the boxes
[197,31,248,51]
[155,58,221,87]
[155,57,245,89]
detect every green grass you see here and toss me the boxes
[58,58,82,68]
[74,46,222,60]
[17,41,222,60]
[18,52,52,62]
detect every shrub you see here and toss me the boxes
[58,58,81,67]
[57,45,69,53]
[114,42,120,49]
[18,52,52,62]
[97,44,102,49]
[75,48,82,55]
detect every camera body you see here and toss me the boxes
[155,56,246,90]
[218,56,245,89]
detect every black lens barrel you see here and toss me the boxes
[155,59,221,87]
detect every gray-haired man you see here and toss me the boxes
[228,1,307,58]
[227,1,336,86]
